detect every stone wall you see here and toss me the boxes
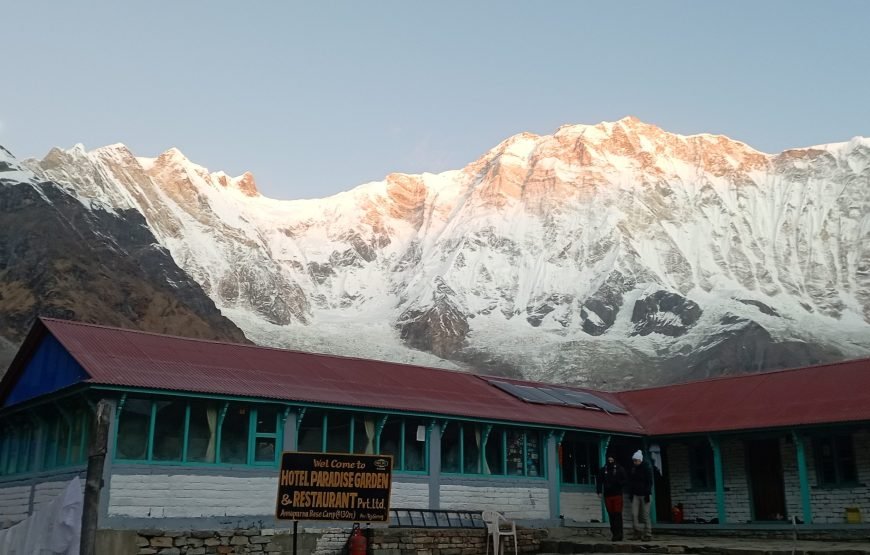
[110,526,546,555]
[367,527,546,554]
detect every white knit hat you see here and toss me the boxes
[632,450,643,461]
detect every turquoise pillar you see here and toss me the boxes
[708,435,726,525]
[599,435,611,523]
[791,431,813,524]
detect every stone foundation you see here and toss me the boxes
[98,526,546,555]
[367,527,546,554]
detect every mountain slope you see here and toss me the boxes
[23,118,870,387]
[0,146,249,372]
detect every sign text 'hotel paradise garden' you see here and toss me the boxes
[276,452,393,522]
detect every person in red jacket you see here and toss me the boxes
[596,453,627,541]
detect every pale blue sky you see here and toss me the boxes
[2,1,868,199]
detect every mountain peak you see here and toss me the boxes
[232,171,259,197]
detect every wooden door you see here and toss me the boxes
[746,439,787,521]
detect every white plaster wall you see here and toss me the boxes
[109,473,428,518]
[560,491,599,523]
[0,484,31,524]
[108,473,277,518]
[390,481,428,509]
[439,482,549,519]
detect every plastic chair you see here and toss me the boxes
[482,510,517,555]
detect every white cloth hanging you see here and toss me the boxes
[0,475,83,554]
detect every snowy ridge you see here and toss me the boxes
[20,117,870,386]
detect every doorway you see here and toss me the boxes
[746,438,787,521]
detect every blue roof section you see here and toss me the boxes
[3,333,89,407]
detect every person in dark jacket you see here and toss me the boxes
[627,450,653,541]
[596,454,626,541]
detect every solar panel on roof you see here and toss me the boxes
[541,387,628,414]
[488,381,565,405]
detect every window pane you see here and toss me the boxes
[404,419,427,472]
[69,409,87,464]
[354,416,373,454]
[298,410,325,452]
[326,413,352,454]
[117,399,151,460]
[56,417,71,466]
[485,428,504,475]
[562,434,593,484]
[187,400,218,463]
[463,425,481,473]
[441,422,461,473]
[153,400,185,462]
[255,437,276,463]
[689,442,713,489]
[16,424,34,473]
[527,432,542,477]
[220,404,250,464]
[379,419,401,464]
[506,430,525,476]
[42,416,59,469]
[835,436,857,483]
[256,406,278,435]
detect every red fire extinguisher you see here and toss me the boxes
[671,504,684,524]
[349,525,367,555]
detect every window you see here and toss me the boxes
[297,409,325,452]
[441,422,545,478]
[402,418,427,471]
[187,400,218,463]
[440,423,461,473]
[814,435,857,486]
[114,396,285,467]
[377,416,427,472]
[253,406,279,464]
[116,398,151,460]
[561,434,596,485]
[0,401,91,476]
[153,400,185,461]
[219,404,250,464]
[688,441,715,490]
[326,412,351,453]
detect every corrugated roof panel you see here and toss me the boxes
[617,358,870,435]
[41,318,645,434]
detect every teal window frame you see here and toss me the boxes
[113,395,283,468]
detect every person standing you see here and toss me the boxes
[596,454,626,541]
[627,450,653,541]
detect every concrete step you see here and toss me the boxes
[536,539,870,555]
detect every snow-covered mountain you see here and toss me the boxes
[0,145,248,370]
[22,117,870,388]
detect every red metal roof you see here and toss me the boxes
[616,357,870,435]
[38,318,643,434]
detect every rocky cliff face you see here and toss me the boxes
[20,118,870,387]
[0,146,249,373]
